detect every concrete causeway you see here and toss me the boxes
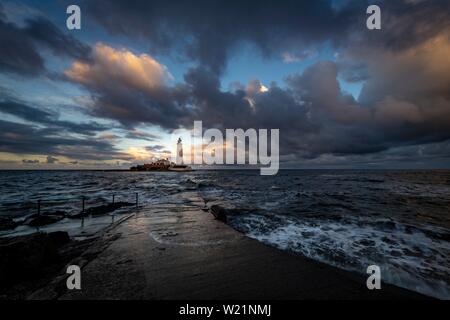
[30,204,428,300]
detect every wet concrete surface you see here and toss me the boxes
[29,204,428,300]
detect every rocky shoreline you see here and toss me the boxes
[0,231,96,299]
[0,204,135,299]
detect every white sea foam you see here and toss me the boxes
[229,213,450,299]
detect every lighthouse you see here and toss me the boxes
[176,137,183,165]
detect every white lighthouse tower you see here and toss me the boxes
[168,137,192,171]
[176,137,183,165]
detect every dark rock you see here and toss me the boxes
[48,231,71,246]
[24,214,63,227]
[0,217,18,231]
[0,232,67,287]
[210,205,227,223]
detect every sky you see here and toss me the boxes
[0,0,450,169]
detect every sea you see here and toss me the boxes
[0,169,449,299]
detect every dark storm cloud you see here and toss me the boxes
[91,90,189,129]
[0,4,90,76]
[60,0,450,164]
[67,51,450,160]
[124,130,161,141]
[364,0,450,51]
[0,99,110,136]
[0,14,45,75]
[0,100,53,122]
[125,60,444,158]
[183,64,390,158]
[0,119,132,161]
[22,17,90,62]
[0,85,120,162]
[280,59,450,158]
[145,145,165,152]
[64,43,194,129]
[0,3,4,20]
[83,0,450,75]
[82,0,366,75]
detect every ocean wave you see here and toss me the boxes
[227,212,450,299]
